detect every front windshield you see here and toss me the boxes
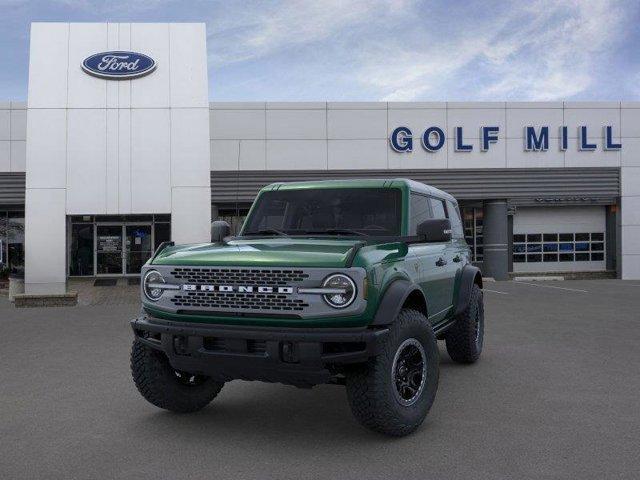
[243,188,402,236]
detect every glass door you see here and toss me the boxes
[96,225,124,275]
[125,225,153,274]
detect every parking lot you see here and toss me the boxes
[1,279,639,480]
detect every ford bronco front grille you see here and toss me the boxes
[170,267,309,286]
[170,291,310,311]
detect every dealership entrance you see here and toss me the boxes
[68,215,171,277]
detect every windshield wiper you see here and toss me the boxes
[301,229,367,236]
[243,229,289,237]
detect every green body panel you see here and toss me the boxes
[143,179,471,329]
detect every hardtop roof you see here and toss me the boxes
[261,178,457,203]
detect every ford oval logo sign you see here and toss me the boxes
[82,51,156,80]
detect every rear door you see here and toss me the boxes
[429,197,459,317]
[408,193,450,322]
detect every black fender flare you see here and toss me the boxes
[453,265,483,317]
[371,279,427,326]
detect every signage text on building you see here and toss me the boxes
[390,126,622,153]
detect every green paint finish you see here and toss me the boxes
[143,179,472,329]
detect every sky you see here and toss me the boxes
[0,0,639,102]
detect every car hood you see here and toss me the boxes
[152,237,364,268]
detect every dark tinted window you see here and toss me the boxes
[243,188,402,236]
[409,194,431,235]
[430,198,447,219]
[446,200,464,238]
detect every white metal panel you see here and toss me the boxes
[130,108,171,212]
[105,108,119,213]
[117,109,132,213]
[0,141,9,171]
[621,107,640,138]
[327,109,387,139]
[106,23,119,108]
[506,138,565,168]
[117,23,132,109]
[210,109,265,140]
[211,140,239,170]
[266,140,327,170]
[24,188,66,294]
[621,138,640,167]
[564,143,620,167]
[28,23,69,108]
[621,196,640,226]
[169,23,208,108]
[239,140,266,170]
[10,109,26,141]
[387,108,447,143]
[328,140,387,169]
[0,110,10,140]
[447,108,506,138]
[171,108,210,187]
[66,109,107,214]
[10,141,26,172]
[25,109,67,189]
[446,138,506,169]
[622,167,640,197]
[266,109,326,139]
[67,23,108,109]
[130,23,170,108]
[171,187,211,244]
[506,108,563,138]
[564,107,620,138]
[388,147,439,170]
[621,225,640,255]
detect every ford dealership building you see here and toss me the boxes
[1,22,639,296]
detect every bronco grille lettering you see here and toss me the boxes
[182,284,295,294]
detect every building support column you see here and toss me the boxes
[482,200,509,281]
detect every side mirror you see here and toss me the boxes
[417,218,452,243]
[211,220,231,243]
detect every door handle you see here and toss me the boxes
[453,255,461,263]
[435,257,447,267]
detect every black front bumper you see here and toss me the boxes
[131,315,389,387]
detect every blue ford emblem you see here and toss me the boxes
[82,51,156,80]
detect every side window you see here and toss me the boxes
[430,198,447,219]
[446,200,464,238]
[409,193,431,235]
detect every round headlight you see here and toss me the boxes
[322,274,357,309]
[143,270,165,301]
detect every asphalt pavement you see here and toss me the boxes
[1,280,639,480]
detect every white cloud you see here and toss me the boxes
[208,0,413,66]
[356,0,627,101]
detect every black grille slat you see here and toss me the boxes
[171,291,309,311]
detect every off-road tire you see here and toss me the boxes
[131,340,224,413]
[345,309,439,436]
[445,283,484,363]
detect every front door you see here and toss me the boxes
[95,224,153,276]
[125,225,153,274]
[96,225,124,275]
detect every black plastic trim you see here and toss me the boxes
[131,315,389,387]
[453,265,483,316]
[371,279,426,326]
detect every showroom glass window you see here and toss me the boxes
[512,232,605,263]
[0,211,25,275]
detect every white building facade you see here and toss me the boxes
[0,22,639,294]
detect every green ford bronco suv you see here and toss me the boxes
[130,179,484,436]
